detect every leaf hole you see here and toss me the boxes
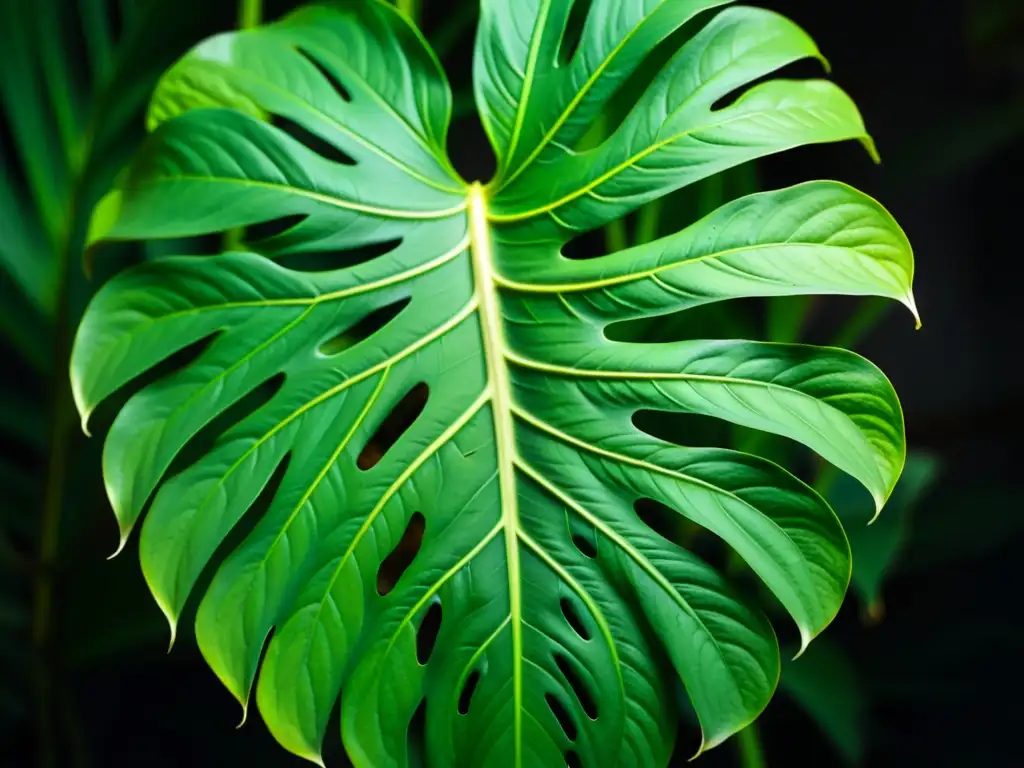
[569,11,714,154]
[457,670,481,715]
[270,113,356,166]
[416,601,442,665]
[631,410,735,449]
[691,531,733,576]
[319,297,411,357]
[445,105,498,183]
[708,83,752,113]
[88,331,222,433]
[151,332,221,378]
[142,234,226,260]
[295,46,353,102]
[276,237,403,273]
[320,692,346,765]
[560,598,591,641]
[166,374,286,478]
[554,654,598,720]
[546,693,578,741]
[357,382,428,470]
[633,498,683,545]
[710,58,826,112]
[229,452,292,536]
[558,0,594,66]
[569,521,598,559]
[635,498,730,572]
[407,699,427,767]
[571,534,597,559]
[189,453,292,608]
[566,749,583,768]
[605,297,765,344]
[241,214,307,248]
[377,513,425,596]
[561,228,612,260]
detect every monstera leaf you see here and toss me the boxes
[72,1,918,765]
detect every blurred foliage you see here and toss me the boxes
[890,0,1024,185]
[780,638,864,765]
[965,0,1024,73]
[0,0,1021,766]
[0,0,234,763]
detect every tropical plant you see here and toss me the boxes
[0,0,228,761]
[71,0,919,765]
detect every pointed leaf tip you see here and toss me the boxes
[107,533,129,560]
[71,373,93,437]
[793,628,814,661]
[862,135,882,164]
[868,488,888,524]
[691,723,741,761]
[150,592,179,653]
[286,743,326,768]
[905,291,922,330]
[690,730,712,762]
[862,600,885,625]
[867,507,882,526]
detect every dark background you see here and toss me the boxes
[1,0,1021,766]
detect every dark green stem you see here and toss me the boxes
[813,462,841,498]
[605,218,629,253]
[32,178,78,768]
[697,172,726,217]
[832,297,891,350]
[634,198,662,245]
[238,0,262,29]
[736,723,767,768]
[766,296,816,344]
[397,0,420,23]
[224,0,264,252]
[430,4,477,58]
[33,352,71,651]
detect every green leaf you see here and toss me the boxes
[481,4,879,229]
[0,156,54,314]
[780,638,864,765]
[72,2,917,765]
[827,452,940,614]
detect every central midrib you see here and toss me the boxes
[467,182,524,763]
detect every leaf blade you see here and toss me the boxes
[71,3,917,765]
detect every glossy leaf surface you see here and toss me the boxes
[72,1,918,765]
